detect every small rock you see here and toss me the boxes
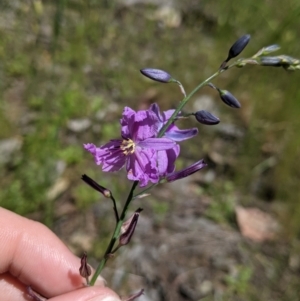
[46,177,70,201]
[289,254,300,271]
[193,95,219,114]
[69,231,94,251]
[67,118,91,132]
[95,103,119,121]
[152,6,181,28]
[199,280,213,295]
[0,137,22,164]
[216,123,244,138]
[236,206,280,242]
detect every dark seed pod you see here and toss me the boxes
[226,34,251,62]
[219,90,241,108]
[140,68,172,83]
[195,110,220,125]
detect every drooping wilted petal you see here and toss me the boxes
[166,159,207,182]
[140,68,172,83]
[119,208,143,246]
[79,252,92,278]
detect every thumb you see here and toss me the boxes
[48,286,121,301]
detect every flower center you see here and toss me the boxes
[120,139,136,155]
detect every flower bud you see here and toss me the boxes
[81,174,112,198]
[260,56,282,67]
[278,55,300,66]
[166,159,207,182]
[264,44,280,52]
[226,34,251,62]
[261,44,280,55]
[140,68,172,83]
[253,44,280,58]
[195,110,220,125]
[218,89,241,108]
[119,208,143,246]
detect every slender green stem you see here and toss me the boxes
[89,181,139,285]
[110,195,119,222]
[158,62,237,138]
[133,183,159,199]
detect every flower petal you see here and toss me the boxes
[138,137,176,150]
[84,140,126,172]
[126,148,159,187]
[157,145,180,176]
[165,127,198,141]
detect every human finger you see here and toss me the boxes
[49,286,121,301]
[0,207,104,298]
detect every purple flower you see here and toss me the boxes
[166,159,207,182]
[149,103,198,176]
[84,106,177,187]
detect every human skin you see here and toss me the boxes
[0,207,120,301]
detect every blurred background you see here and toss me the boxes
[1,0,300,300]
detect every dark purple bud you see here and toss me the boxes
[119,208,143,246]
[140,68,172,83]
[226,34,251,61]
[166,159,207,182]
[195,110,220,125]
[79,252,92,278]
[81,174,111,198]
[218,89,241,108]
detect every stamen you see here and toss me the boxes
[120,139,136,155]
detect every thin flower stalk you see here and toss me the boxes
[89,49,288,285]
